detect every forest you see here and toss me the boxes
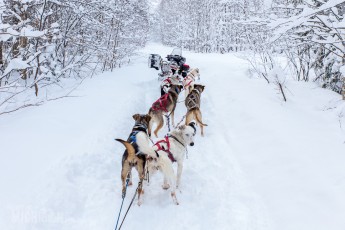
[0,0,344,114]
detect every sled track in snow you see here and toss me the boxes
[6,46,272,230]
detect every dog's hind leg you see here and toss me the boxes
[195,109,207,137]
[136,161,145,206]
[128,171,133,186]
[121,163,131,196]
[160,160,179,205]
[171,191,179,205]
[154,115,164,138]
[160,158,175,190]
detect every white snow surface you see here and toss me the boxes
[1,43,345,230]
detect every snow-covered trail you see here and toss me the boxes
[1,43,345,230]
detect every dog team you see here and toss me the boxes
[115,53,207,205]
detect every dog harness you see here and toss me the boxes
[162,78,172,85]
[151,86,181,112]
[154,135,176,162]
[151,93,170,112]
[128,123,148,155]
[186,88,201,110]
[161,75,181,88]
[183,74,195,88]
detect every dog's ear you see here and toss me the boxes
[132,114,140,121]
[178,85,183,91]
[144,114,151,123]
[200,85,205,92]
[188,122,197,133]
[194,84,201,89]
[196,68,199,73]
[188,122,196,128]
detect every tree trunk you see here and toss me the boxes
[341,76,345,100]
[0,41,3,65]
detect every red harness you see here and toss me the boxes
[151,93,169,112]
[162,78,172,85]
[154,136,176,162]
[183,75,195,88]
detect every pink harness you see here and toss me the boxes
[162,78,172,85]
[154,136,176,162]
[183,75,194,88]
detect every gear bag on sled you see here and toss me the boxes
[148,54,162,70]
[166,48,186,67]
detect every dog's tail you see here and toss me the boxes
[193,108,208,127]
[115,139,136,158]
[148,107,154,115]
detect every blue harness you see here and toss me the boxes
[129,131,139,144]
[128,123,148,155]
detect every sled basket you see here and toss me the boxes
[166,54,186,67]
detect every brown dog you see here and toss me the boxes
[148,84,183,138]
[116,114,157,205]
[185,84,207,136]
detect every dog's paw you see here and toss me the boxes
[171,192,179,205]
[128,181,133,186]
[162,184,170,190]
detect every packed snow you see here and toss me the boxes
[1,43,345,230]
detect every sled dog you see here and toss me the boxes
[147,122,197,205]
[115,114,158,205]
[160,74,181,96]
[148,84,183,138]
[185,84,207,136]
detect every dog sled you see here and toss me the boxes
[166,48,186,67]
[149,48,187,80]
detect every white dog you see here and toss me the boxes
[147,122,196,205]
[182,68,200,98]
